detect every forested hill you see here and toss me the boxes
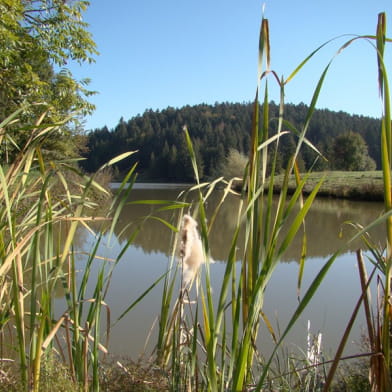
[81,102,381,182]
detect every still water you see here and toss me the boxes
[75,184,386,360]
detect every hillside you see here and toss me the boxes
[81,102,381,181]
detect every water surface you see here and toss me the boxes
[75,185,386,360]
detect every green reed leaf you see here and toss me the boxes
[148,216,178,232]
[99,150,137,169]
[277,177,323,257]
[116,272,168,323]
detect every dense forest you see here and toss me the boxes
[81,102,381,181]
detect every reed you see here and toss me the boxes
[0,107,144,391]
[155,13,324,390]
[322,13,392,392]
[155,11,392,392]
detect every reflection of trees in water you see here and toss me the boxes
[112,189,184,254]
[282,198,385,261]
[107,188,386,263]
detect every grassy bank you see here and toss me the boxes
[272,170,384,201]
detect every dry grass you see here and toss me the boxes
[0,357,169,392]
[99,359,169,392]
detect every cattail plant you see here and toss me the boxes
[321,13,392,392]
[155,10,392,392]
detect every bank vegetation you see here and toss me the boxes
[1,2,392,392]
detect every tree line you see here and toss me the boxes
[81,102,380,181]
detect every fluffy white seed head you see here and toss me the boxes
[179,214,204,287]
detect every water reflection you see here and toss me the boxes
[112,187,385,262]
[77,185,386,358]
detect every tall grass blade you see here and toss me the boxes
[323,262,378,391]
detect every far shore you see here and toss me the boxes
[270,170,384,201]
[110,182,192,190]
[111,171,385,201]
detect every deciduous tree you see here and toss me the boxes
[0,0,97,160]
[331,132,376,171]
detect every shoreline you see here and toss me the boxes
[274,171,384,202]
[112,171,385,202]
[228,171,384,202]
[270,170,384,202]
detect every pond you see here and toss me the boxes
[71,183,386,362]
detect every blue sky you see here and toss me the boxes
[70,1,392,131]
